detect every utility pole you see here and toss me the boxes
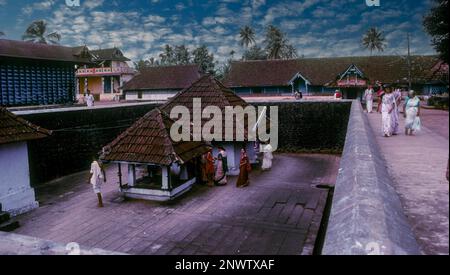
[407,33,412,91]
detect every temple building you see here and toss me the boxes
[0,39,92,106]
[0,107,51,215]
[100,108,210,201]
[122,65,201,101]
[75,47,135,101]
[224,56,448,99]
[160,74,259,175]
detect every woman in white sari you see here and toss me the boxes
[391,88,402,135]
[381,87,396,137]
[403,90,421,136]
[261,143,274,171]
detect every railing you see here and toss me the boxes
[76,67,134,76]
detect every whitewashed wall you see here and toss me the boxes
[0,142,38,216]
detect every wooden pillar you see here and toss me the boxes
[118,163,122,189]
[161,166,169,190]
[101,76,105,94]
[128,164,136,187]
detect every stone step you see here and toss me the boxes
[0,211,10,224]
[0,220,20,232]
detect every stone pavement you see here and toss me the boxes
[366,108,449,255]
[13,154,340,255]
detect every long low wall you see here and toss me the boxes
[322,101,421,255]
[15,101,351,185]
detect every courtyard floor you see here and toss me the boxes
[366,107,449,255]
[13,153,340,255]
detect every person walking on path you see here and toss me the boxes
[381,87,396,137]
[89,158,106,207]
[214,153,228,186]
[236,148,251,188]
[376,86,385,113]
[391,87,402,135]
[403,90,422,136]
[364,85,374,113]
[85,90,95,107]
[260,142,274,171]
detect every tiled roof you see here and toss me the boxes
[224,56,441,87]
[100,108,210,165]
[122,65,201,91]
[0,108,51,145]
[90,48,130,62]
[160,74,250,140]
[0,39,92,63]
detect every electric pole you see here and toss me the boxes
[407,33,412,91]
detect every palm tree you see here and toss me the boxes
[362,27,386,55]
[265,25,287,59]
[239,26,256,48]
[22,20,61,44]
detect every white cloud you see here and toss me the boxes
[22,0,55,15]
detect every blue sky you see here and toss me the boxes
[0,0,437,63]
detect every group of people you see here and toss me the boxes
[201,147,230,187]
[364,85,422,137]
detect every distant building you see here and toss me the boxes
[0,107,51,216]
[224,56,448,99]
[0,39,92,106]
[75,47,135,101]
[122,65,201,101]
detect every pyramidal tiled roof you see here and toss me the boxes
[160,74,250,140]
[100,108,210,165]
[0,107,51,145]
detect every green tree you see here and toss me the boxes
[193,45,215,74]
[174,45,191,65]
[362,27,386,55]
[159,44,176,65]
[239,26,256,48]
[22,20,61,44]
[242,45,267,60]
[423,0,449,63]
[264,25,297,60]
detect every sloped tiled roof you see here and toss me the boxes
[224,56,441,87]
[0,39,92,63]
[122,65,201,91]
[0,108,51,145]
[100,108,210,165]
[160,74,250,140]
[90,48,130,62]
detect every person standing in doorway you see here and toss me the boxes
[364,85,374,113]
[89,157,106,207]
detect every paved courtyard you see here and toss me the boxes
[13,154,340,255]
[366,107,449,255]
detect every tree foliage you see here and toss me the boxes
[362,27,386,55]
[423,0,449,63]
[22,20,61,44]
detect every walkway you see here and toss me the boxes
[13,154,340,255]
[366,108,449,255]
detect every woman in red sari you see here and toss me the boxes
[205,149,215,187]
[236,148,251,188]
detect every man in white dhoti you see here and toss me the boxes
[260,143,274,171]
[85,90,95,107]
[364,86,374,113]
[89,158,106,207]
